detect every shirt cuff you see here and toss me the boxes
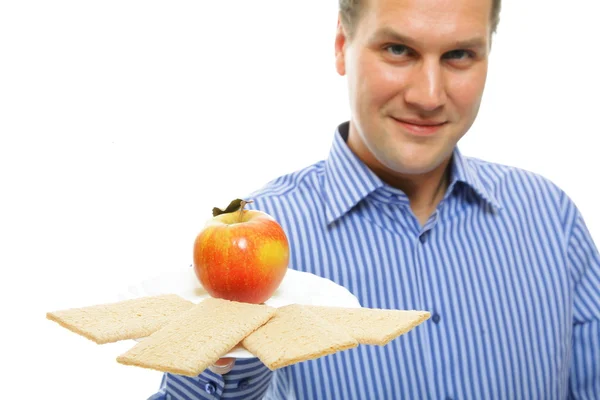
[222,358,273,398]
[152,358,272,400]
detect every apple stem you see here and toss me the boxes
[238,199,253,222]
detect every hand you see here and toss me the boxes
[208,357,236,375]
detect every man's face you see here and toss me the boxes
[336,0,492,176]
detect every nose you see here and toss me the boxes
[404,59,446,112]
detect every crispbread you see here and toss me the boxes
[116,297,275,377]
[305,305,431,345]
[46,294,195,344]
[242,304,358,370]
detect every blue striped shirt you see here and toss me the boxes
[153,122,600,399]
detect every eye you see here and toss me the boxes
[384,44,411,57]
[443,50,475,60]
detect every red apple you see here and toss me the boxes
[193,200,289,304]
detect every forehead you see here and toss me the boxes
[357,0,492,45]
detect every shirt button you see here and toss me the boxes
[432,313,441,324]
[419,234,427,244]
[204,382,217,394]
[237,378,250,390]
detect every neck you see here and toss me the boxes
[384,163,450,207]
[375,157,451,226]
[346,128,451,226]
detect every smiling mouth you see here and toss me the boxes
[392,117,447,135]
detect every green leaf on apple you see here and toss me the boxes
[212,198,245,217]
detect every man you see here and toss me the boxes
[152,0,600,398]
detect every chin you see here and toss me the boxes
[392,164,441,176]
[373,158,433,176]
[377,151,445,176]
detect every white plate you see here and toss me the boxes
[118,267,361,358]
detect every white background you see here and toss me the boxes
[1,1,599,399]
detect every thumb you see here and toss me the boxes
[208,357,236,375]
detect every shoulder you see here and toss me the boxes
[467,156,566,203]
[244,161,326,218]
[466,156,580,231]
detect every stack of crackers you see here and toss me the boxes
[47,294,430,377]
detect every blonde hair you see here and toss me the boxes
[339,0,502,37]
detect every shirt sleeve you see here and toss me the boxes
[150,358,273,400]
[566,209,600,399]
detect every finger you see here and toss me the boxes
[208,357,236,375]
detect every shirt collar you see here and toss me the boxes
[323,122,502,225]
[449,148,503,211]
[323,122,384,224]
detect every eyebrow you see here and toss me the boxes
[370,27,487,50]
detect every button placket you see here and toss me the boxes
[204,382,217,394]
[412,223,439,400]
[237,379,250,390]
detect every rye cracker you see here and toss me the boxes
[116,297,275,377]
[46,294,195,344]
[242,304,358,370]
[306,305,431,345]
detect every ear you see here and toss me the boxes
[335,16,347,76]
